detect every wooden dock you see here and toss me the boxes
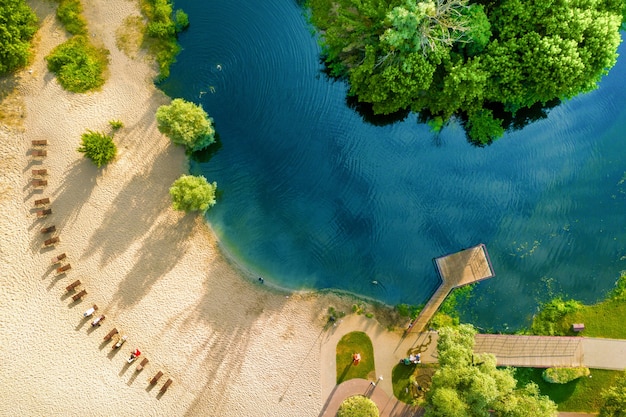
[410,244,495,333]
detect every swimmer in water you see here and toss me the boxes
[216,64,222,71]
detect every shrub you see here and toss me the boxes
[337,395,379,417]
[45,36,109,92]
[169,175,217,213]
[0,0,38,75]
[174,9,189,32]
[108,119,124,130]
[77,130,116,167]
[542,367,591,384]
[156,99,215,152]
[56,0,87,35]
[531,298,584,336]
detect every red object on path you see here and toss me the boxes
[352,353,361,365]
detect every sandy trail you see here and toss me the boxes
[0,1,362,415]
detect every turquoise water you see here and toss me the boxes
[160,0,626,330]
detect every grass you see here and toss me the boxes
[515,367,622,412]
[392,363,437,405]
[115,15,145,59]
[336,331,375,384]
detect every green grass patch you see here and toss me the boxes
[45,36,109,92]
[55,0,87,35]
[336,331,375,384]
[515,367,622,412]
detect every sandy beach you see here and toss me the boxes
[0,0,382,415]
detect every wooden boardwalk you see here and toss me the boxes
[410,244,495,332]
[474,334,584,368]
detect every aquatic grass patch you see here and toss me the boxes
[46,36,109,92]
[515,367,622,412]
[336,331,375,384]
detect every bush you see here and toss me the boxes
[56,0,87,35]
[45,36,109,92]
[77,130,116,167]
[174,9,189,32]
[169,175,217,213]
[108,119,124,130]
[156,99,215,152]
[543,367,590,384]
[531,298,584,336]
[0,0,38,75]
[337,395,379,417]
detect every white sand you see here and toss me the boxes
[0,1,368,415]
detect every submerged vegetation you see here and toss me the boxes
[0,0,38,75]
[307,0,624,144]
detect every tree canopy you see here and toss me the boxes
[156,98,216,152]
[308,0,624,144]
[600,371,626,417]
[77,130,117,167]
[0,0,38,75]
[425,324,557,417]
[169,174,217,213]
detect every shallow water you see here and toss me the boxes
[160,0,626,330]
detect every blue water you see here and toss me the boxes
[160,0,626,330]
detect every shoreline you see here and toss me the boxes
[0,1,403,415]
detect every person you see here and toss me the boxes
[258,277,264,284]
[83,305,97,317]
[352,352,361,365]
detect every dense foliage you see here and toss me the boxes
[169,175,217,213]
[45,36,109,92]
[77,130,117,167]
[530,298,583,336]
[140,0,189,79]
[600,371,626,417]
[55,0,87,35]
[542,367,590,384]
[156,98,216,152]
[0,0,38,75]
[425,324,557,417]
[337,395,379,417]
[308,0,624,144]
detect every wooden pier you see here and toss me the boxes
[409,244,495,333]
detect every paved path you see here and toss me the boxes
[320,315,625,415]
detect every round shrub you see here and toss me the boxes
[156,98,215,152]
[45,36,109,92]
[169,174,217,213]
[77,130,116,167]
[542,367,590,384]
[337,395,379,417]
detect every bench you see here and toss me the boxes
[37,208,52,217]
[66,280,81,292]
[136,357,148,372]
[41,225,56,234]
[34,197,50,206]
[32,179,47,187]
[44,236,59,246]
[103,328,118,341]
[32,169,47,176]
[51,253,66,264]
[572,323,585,332]
[150,371,163,385]
[72,289,87,301]
[32,150,47,157]
[32,140,47,146]
[56,263,71,274]
[160,378,173,393]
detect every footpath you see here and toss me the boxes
[319,315,626,416]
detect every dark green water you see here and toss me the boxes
[160,0,626,330]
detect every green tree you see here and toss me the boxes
[77,130,117,167]
[45,36,109,92]
[156,99,215,152]
[425,325,557,417]
[169,174,217,213]
[600,371,626,417]
[337,395,379,417]
[0,0,38,75]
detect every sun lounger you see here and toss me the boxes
[32,140,47,146]
[66,279,81,292]
[32,150,47,157]
[32,179,47,187]
[32,169,47,176]
[150,371,163,385]
[37,208,52,217]
[136,357,148,372]
[43,236,59,246]
[160,378,173,393]
[34,197,50,206]
[103,328,118,341]
[41,225,56,234]
[72,289,87,301]
[51,253,66,264]
[56,263,71,274]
